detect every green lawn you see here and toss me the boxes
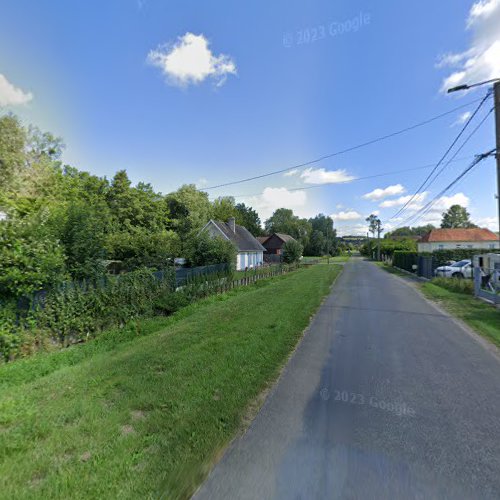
[375,262,500,348]
[0,264,342,499]
[420,282,500,348]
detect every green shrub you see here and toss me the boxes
[1,268,176,361]
[431,277,474,295]
[427,249,488,267]
[154,291,190,315]
[393,251,418,272]
[283,240,303,263]
[187,232,237,268]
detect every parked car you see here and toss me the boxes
[434,259,472,279]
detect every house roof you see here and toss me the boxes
[208,220,266,252]
[274,233,296,243]
[418,228,498,243]
[257,236,270,244]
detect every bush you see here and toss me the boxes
[427,249,488,268]
[187,232,237,268]
[1,268,176,361]
[154,290,191,315]
[431,277,474,295]
[393,251,418,272]
[283,240,303,263]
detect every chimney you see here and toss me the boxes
[228,217,236,233]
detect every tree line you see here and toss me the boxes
[0,114,338,302]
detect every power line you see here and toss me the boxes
[388,90,492,221]
[202,98,486,191]
[223,156,474,199]
[396,149,496,228]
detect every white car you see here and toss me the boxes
[434,259,472,279]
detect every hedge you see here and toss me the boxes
[0,268,176,362]
[393,251,418,272]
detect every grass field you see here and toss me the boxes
[375,262,500,348]
[0,264,342,499]
[420,282,500,348]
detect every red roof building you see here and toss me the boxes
[417,228,499,252]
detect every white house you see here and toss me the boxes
[417,228,499,252]
[201,218,265,271]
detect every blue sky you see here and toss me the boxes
[1,0,499,234]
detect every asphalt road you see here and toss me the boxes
[194,258,500,500]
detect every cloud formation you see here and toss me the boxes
[245,187,309,221]
[362,184,405,201]
[0,74,33,106]
[452,111,472,127]
[300,168,356,185]
[148,33,236,87]
[379,192,428,209]
[331,210,363,221]
[437,0,500,91]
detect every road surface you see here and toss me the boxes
[194,258,500,500]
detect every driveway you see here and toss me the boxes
[194,258,500,500]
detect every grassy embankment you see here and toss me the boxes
[0,264,342,499]
[375,262,500,348]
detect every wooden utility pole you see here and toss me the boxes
[494,81,500,247]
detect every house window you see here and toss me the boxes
[467,245,473,249]
[490,244,496,249]
[456,244,461,248]
[438,244,444,249]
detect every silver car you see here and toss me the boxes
[434,259,472,279]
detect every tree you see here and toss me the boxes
[440,205,477,229]
[305,230,327,256]
[265,208,312,248]
[282,239,303,263]
[212,196,238,222]
[235,203,263,236]
[187,232,237,268]
[166,184,212,240]
[0,114,26,205]
[0,210,67,299]
[384,224,435,239]
[307,214,337,255]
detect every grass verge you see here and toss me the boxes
[375,262,500,348]
[0,264,342,499]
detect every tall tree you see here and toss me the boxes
[235,203,263,236]
[212,196,238,222]
[440,205,477,229]
[265,208,312,248]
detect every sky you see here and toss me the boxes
[1,0,499,235]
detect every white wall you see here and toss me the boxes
[418,241,499,252]
[236,251,264,270]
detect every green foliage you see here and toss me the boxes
[235,202,263,236]
[304,214,337,256]
[360,239,416,259]
[106,227,181,271]
[0,268,176,361]
[392,251,418,271]
[431,277,474,295]
[441,204,477,229]
[427,248,487,267]
[0,211,67,299]
[282,239,303,263]
[166,184,212,239]
[385,224,435,239]
[187,232,237,267]
[54,201,110,280]
[265,208,313,249]
[212,196,238,222]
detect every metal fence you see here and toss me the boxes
[473,266,500,305]
[175,263,230,286]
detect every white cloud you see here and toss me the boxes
[147,32,236,88]
[245,187,311,221]
[336,223,368,237]
[283,169,299,177]
[452,111,472,126]
[335,203,344,209]
[438,0,500,92]
[0,74,33,106]
[379,192,428,209]
[408,193,471,226]
[300,168,356,185]
[331,210,363,221]
[475,216,497,230]
[362,184,405,201]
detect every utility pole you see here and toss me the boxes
[448,78,500,248]
[494,81,500,247]
[377,222,381,261]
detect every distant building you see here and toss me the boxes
[417,228,499,252]
[202,218,265,271]
[258,233,296,256]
